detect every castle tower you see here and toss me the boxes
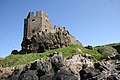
[24,11,52,39]
[20,10,81,53]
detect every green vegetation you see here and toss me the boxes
[80,47,102,61]
[0,58,4,62]
[0,43,119,67]
[106,43,120,47]
[96,46,117,59]
[95,42,120,59]
[0,44,81,67]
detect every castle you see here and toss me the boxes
[20,11,81,53]
[24,11,52,39]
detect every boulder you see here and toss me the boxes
[53,68,78,80]
[50,52,64,72]
[30,60,53,78]
[65,55,82,75]
[107,75,118,80]
[11,50,19,54]
[94,62,105,72]
[115,64,120,70]
[65,54,93,75]
[85,45,94,50]
[115,54,120,60]
[19,70,38,80]
[0,67,13,80]
[39,73,54,80]
[80,68,100,80]
[7,66,27,80]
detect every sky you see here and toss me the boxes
[0,0,120,57]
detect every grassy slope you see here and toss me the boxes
[0,44,110,67]
[106,43,120,46]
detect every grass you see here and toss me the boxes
[0,44,81,67]
[0,58,4,62]
[0,44,110,67]
[106,43,120,47]
[80,47,102,61]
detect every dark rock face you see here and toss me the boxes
[80,62,120,80]
[112,45,120,54]
[53,68,78,80]
[21,28,80,53]
[80,68,100,80]
[3,52,120,80]
[6,53,79,80]
[19,70,38,80]
[40,73,54,80]
[50,52,64,72]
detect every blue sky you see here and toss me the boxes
[0,0,120,57]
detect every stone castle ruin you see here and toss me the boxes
[19,11,81,53]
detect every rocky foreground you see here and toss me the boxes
[0,49,120,80]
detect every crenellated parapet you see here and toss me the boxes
[24,11,52,39]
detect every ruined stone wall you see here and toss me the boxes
[24,11,52,39]
[21,11,81,53]
[41,11,52,32]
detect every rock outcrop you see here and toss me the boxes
[1,51,120,80]
[7,10,120,80]
[20,27,81,54]
[18,11,81,54]
[110,43,120,54]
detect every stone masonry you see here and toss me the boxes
[20,10,81,53]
